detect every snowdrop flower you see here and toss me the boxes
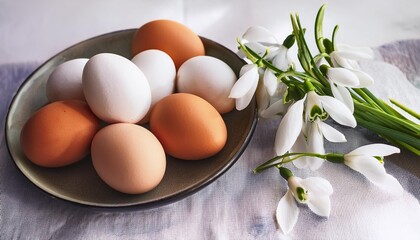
[259,82,290,119]
[229,64,259,110]
[327,78,354,113]
[326,67,360,87]
[321,44,375,111]
[230,63,291,112]
[274,96,306,156]
[276,169,333,234]
[238,26,293,97]
[274,90,355,157]
[323,65,372,112]
[304,90,356,128]
[344,143,403,195]
[329,44,375,88]
[287,91,348,170]
[330,43,374,70]
[240,26,284,61]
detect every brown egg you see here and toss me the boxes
[131,20,205,69]
[91,123,166,194]
[150,93,227,160]
[20,100,101,167]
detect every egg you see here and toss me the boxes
[46,58,88,102]
[177,56,237,113]
[132,49,176,122]
[131,19,205,69]
[83,53,151,123]
[150,93,227,160]
[20,100,101,167]
[91,123,166,194]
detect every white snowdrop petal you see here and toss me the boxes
[347,144,400,157]
[307,195,331,217]
[329,82,354,113]
[256,81,270,111]
[351,70,374,87]
[229,65,258,98]
[239,64,256,77]
[330,52,353,69]
[274,98,305,155]
[259,98,288,119]
[306,122,325,170]
[318,95,357,127]
[336,44,374,60]
[235,75,259,111]
[244,42,268,57]
[243,26,278,45]
[292,157,310,169]
[327,68,360,87]
[276,190,299,234]
[345,156,387,183]
[300,177,333,196]
[272,45,290,71]
[291,133,310,169]
[372,174,404,195]
[318,121,347,142]
[263,68,278,96]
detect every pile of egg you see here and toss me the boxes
[20,20,238,195]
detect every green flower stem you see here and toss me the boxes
[360,88,405,118]
[292,14,330,88]
[354,102,420,135]
[354,115,420,155]
[253,152,327,174]
[390,98,420,120]
[353,88,382,110]
[350,89,366,103]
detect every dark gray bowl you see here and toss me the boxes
[5,29,257,209]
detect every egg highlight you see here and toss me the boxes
[177,56,237,113]
[83,53,151,123]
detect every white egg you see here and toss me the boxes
[83,53,151,123]
[132,50,176,107]
[46,58,88,102]
[177,56,237,113]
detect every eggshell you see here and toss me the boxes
[46,58,88,102]
[132,49,176,123]
[131,19,205,69]
[20,100,101,167]
[83,53,151,123]
[177,56,237,113]
[91,123,166,194]
[150,93,227,160]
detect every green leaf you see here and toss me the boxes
[315,4,327,53]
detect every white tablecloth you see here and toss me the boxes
[1,39,419,239]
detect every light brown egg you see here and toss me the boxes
[131,19,205,69]
[20,100,101,167]
[149,93,227,160]
[91,123,166,194]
